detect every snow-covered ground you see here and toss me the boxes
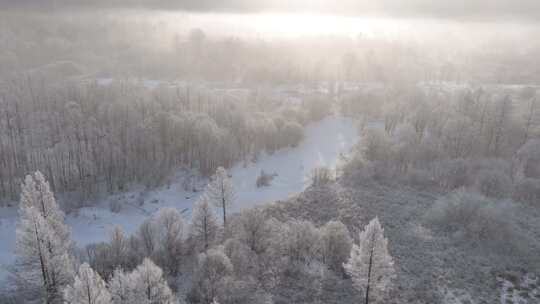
[0,115,359,282]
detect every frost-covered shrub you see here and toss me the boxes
[513,178,540,205]
[256,170,275,188]
[425,190,521,253]
[474,169,512,199]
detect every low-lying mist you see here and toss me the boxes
[1,9,539,84]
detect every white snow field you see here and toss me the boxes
[0,115,359,282]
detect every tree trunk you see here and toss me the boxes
[365,234,376,304]
[222,197,226,227]
[203,216,208,251]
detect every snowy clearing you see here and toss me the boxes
[0,115,359,282]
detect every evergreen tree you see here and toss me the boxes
[344,217,395,304]
[14,171,74,303]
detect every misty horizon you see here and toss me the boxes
[2,0,540,23]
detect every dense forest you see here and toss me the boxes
[3,82,539,304]
[0,79,317,206]
[1,2,540,304]
[341,84,540,203]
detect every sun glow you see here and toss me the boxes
[165,11,403,39]
[247,13,397,38]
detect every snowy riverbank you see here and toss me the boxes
[0,115,359,281]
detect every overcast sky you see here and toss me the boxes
[2,0,540,22]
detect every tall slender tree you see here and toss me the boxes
[190,194,219,251]
[152,208,185,276]
[14,171,74,303]
[205,167,235,227]
[344,217,395,304]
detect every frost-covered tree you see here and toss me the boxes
[14,171,74,303]
[63,263,111,304]
[0,78,305,204]
[152,208,185,276]
[108,226,130,275]
[192,248,233,304]
[205,167,235,226]
[321,220,352,273]
[236,209,272,254]
[344,217,395,304]
[517,139,540,178]
[282,220,321,265]
[190,194,219,251]
[131,258,175,304]
[19,172,71,245]
[108,269,136,304]
[223,238,258,278]
[108,259,175,304]
[137,219,158,259]
[86,226,131,281]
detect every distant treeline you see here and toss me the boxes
[2,12,540,85]
[341,84,540,204]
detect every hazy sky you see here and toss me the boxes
[2,0,540,22]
